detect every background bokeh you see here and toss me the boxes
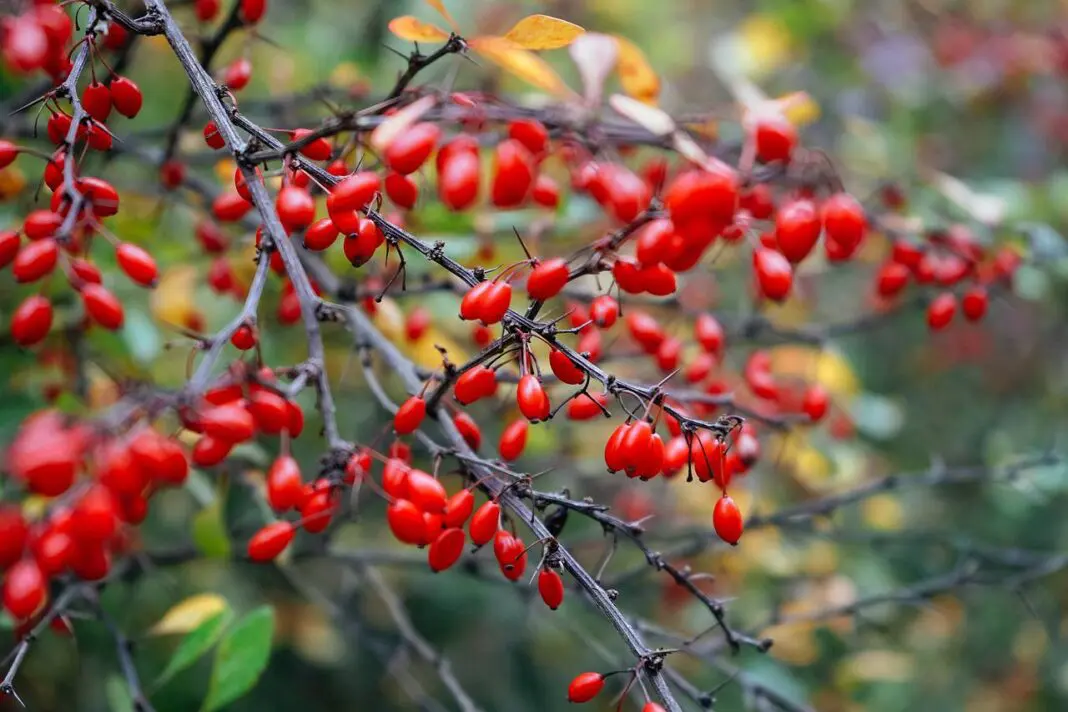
[2,1,1068,711]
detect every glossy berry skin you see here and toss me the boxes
[713,494,743,545]
[13,238,58,283]
[927,292,957,331]
[468,501,500,547]
[567,672,605,703]
[82,284,125,330]
[200,403,255,443]
[498,419,528,461]
[775,199,822,263]
[11,295,53,347]
[589,295,618,328]
[387,500,427,546]
[277,185,315,231]
[0,508,29,569]
[328,171,379,213]
[428,528,465,572]
[877,261,910,297]
[267,455,304,511]
[3,560,46,620]
[491,139,535,208]
[694,313,724,355]
[394,396,427,435]
[385,172,418,210]
[247,522,295,562]
[753,113,797,163]
[508,118,549,155]
[82,81,112,122]
[444,490,475,528]
[549,349,585,385]
[438,149,480,211]
[821,193,866,250]
[109,76,143,118]
[116,243,158,286]
[527,258,570,301]
[517,375,550,422]
[753,247,793,301]
[802,384,829,422]
[454,365,497,405]
[385,122,440,175]
[538,568,564,610]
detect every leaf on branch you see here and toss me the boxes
[150,594,230,636]
[369,94,437,155]
[503,14,585,50]
[672,132,708,166]
[154,610,234,688]
[150,265,198,329]
[569,32,618,105]
[201,606,275,712]
[388,16,449,43]
[424,0,460,33]
[469,37,573,97]
[192,501,232,560]
[928,171,1007,227]
[613,35,660,106]
[609,93,675,136]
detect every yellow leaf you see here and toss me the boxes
[149,594,229,636]
[737,14,792,78]
[775,91,820,126]
[388,16,449,43]
[424,0,460,33]
[861,494,903,531]
[369,94,437,155]
[613,36,660,105]
[0,166,26,200]
[469,37,572,97]
[503,14,585,51]
[151,265,198,329]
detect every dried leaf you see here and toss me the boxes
[469,37,572,97]
[150,594,230,636]
[613,36,660,105]
[609,93,675,136]
[369,94,437,154]
[387,16,449,43]
[569,32,618,105]
[503,14,585,51]
[424,0,460,33]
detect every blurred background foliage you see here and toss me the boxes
[2,0,1068,711]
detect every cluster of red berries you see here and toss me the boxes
[2,410,191,621]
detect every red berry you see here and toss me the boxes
[876,261,910,297]
[109,76,143,118]
[394,396,427,434]
[277,185,315,231]
[962,287,988,321]
[694,313,725,354]
[0,508,29,569]
[82,81,112,122]
[267,455,304,511]
[116,242,158,286]
[241,0,267,23]
[192,435,232,467]
[589,295,618,328]
[405,307,431,341]
[822,192,866,250]
[328,171,380,214]
[491,139,535,208]
[713,494,743,545]
[802,384,829,421]
[13,238,58,283]
[223,57,252,90]
[3,560,46,620]
[927,292,957,330]
[290,128,332,161]
[212,191,252,222]
[384,171,418,210]
[200,402,256,443]
[301,489,335,533]
[11,295,53,347]
[387,499,427,545]
[517,374,550,422]
[71,485,119,542]
[406,470,448,513]
[231,324,258,350]
[532,174,560,209]
[81,284,125,330]
[549,349,585,385]
[538,568,564,610]
[775,199,822,263]
[427,528,465,572]
[453,411,482,450]
[468,501,500,547]
[444,489,475,528]
[438,149,480,211]
[567,672,605,703]
[498,419,528,461]
[753,113,797,163]
[507,118,549,155]
[753,247,793,301]
[195,0,221,21]
[385,122,440,175]
[247,522,294,562]
[303,217,339,251]
[527,258,570,300]
[203,121,225,149]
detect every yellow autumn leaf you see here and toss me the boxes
[0,166,26,200]
[775,91,820,126]
[767,345,860,398]
[613,36,660,105]
[424,0,460,33]
[503,14,585,51]
[151,265,199,329]
[469,37,572,97]
[149,594,229,635]
[406,327,469,372]
[737,14,792,78]
[388,16,449,43]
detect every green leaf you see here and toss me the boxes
[201,606,275,712]
[105,675,135,712]
[192,501,232,560]
[154,609,233,689]
[121,307,162,366]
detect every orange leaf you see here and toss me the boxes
[469,37,572,97]
[424,0,460,33]
[369,95,437,154]
[388,16,449,43]
[503,14,585,51]
[613,36,660,106]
